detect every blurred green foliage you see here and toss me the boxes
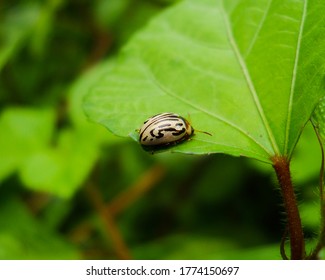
[0,0,322,260]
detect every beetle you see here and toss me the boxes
[139,112,211,151]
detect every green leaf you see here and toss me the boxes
[70,59,117,131]
[19,61,122,198]
[0,107,55,181]
[84,0,325,163]
[20,128,100,198]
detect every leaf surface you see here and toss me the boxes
[20,61,121,198]
[84,0,325,163]
[0,107,55,181]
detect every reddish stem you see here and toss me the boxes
[272,155,305,260]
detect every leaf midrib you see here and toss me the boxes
[284,0,308,156]
[221,0,280,156]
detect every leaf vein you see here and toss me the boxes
[244,0,272,58]
[285,0,308,156]
[221,0,280,156]
[139,60,270,157]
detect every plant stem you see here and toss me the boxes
[86,183,132,260]
[107,165,165,216]
[272,155,305,260]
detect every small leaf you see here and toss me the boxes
[19,62,122,197]
[84,0,325,163]
[0,107,55,181]
[20,129,100,198]
[56,61,124,196]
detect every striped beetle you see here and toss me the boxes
[139,112,211,151]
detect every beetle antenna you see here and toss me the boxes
[195,129,212,136]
